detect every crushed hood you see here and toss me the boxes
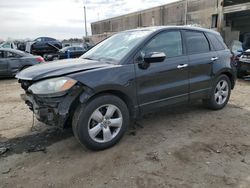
[16,58,113,81]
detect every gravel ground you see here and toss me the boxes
[0,78,250,188]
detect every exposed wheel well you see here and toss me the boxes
[220,72,235,89]
[88,90,136,119]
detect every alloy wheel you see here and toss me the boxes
[214,80,229,105]
[87,104,123,143]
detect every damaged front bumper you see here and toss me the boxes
[21,85,83,128]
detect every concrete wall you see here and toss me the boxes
[91,0,219,36]
[90,0,250,46]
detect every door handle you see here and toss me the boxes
[211,57,219,61]
[177,64,188,69]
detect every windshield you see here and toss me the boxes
[81,30,153,64]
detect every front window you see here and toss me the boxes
[141,31,183,58]
[81,30,153,64]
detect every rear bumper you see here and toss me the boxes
[21,86,83,127]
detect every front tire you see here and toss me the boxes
[72,95,129,150]
[203,75,231,110]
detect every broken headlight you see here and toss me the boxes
[28,77,77,95]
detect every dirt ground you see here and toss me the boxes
[1,78,250,188]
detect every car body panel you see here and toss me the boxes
[16,58,114,80]
[135,55,189,113]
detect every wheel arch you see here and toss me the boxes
[214,69,236,89]
[86,90,137,119]
[219,71,235,89]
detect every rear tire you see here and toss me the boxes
[72,94,129,150]
[203,75,231,110]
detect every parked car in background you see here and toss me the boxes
[26,37,62,56]
[230,40,250,78]
[0,41,17,49]
[44,46,88,61]
[0,48,44,77]
[16,26,236,150]
[237,49,250,77]
[242,33,250,52]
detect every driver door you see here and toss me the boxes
[135,30,189,113]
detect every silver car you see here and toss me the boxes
[0,48,44,77]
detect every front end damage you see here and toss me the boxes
[19,80,85,128]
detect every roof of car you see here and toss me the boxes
[123,25,220,35]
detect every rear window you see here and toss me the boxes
[185,31,210,54]
[207,32,226,51]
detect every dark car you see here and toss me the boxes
[242,33,250,52]
[16,26,236,150]
[0,48,44,77]
[237,49,250,77]
[31,37,62,56]
[44,46,87,61]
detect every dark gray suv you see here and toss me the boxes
[16,26,236,150]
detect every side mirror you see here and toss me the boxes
[144,52,166,63]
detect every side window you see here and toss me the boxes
[185,31,210,54]
[207,33,226,51]
[35,38,42,42]
[2,43,11,48]
[6,52,20,58]
[142,31,183,58]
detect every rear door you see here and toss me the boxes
[0,50,8,76]
[184,30,218,100]
[135,30,189,113]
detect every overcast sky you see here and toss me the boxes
[0,0,178,40]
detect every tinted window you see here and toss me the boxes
[143,31,183,58]
[185,31,210,54]
[207,32,226,51]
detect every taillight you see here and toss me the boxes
[36,57,44,63]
